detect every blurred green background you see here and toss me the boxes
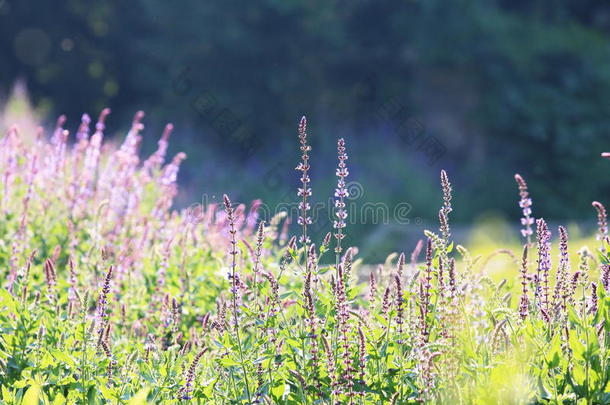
[1,0,609,261]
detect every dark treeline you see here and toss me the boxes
[2,0,610,258]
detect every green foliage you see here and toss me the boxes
[1,113,610,404]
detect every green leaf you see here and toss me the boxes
[50,349,75,366]
[544,334,562,368]
[567,306,581,327]
[2,386,14,402]
[13,380,29,389]
[127,387,150,405]
[21,383,41,405]
[0,289,18,314]
[569,333,585,360]
[52,393,66,405]
[219,356,241,367]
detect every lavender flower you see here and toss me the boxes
[341,247,354,286]
[439,170,452,243]
[357,327,367,397]
[20,250,37,304]
[440,169,452,215]
[368,272,377,307]
[79,108,110,204]
[589,283,598,315]
[67,257,79,317]
[43,258,57,304]
[578,247,591,284]
[602,264,610,293]
[410,239,424,273]
[322,231,332,248]
[515,174,534,244]
[144,123,174,171]
[396,252,405,278]
[448,258,457,294]
[280,217,291,246]
[252,221,265,291]
[119,110,145,158]
[245,199,262,236]
[76,113,91,143]
[8,155,39,292]
[394,274,404,338]
[568,271,581,308]
[262,271,280,318]
[334,263,354,397]
[97,265,114,343]
[160,152,187,187]
[535,219,551,315]
[100,338,114,384]
[296,116,312,246]
[322,334,339,396]
[518,245,529,320]
[419,238,433,343]
[154,239,172,304]
[303,248,320,389]
[381,286,391,317]
[211,298,228,333]
[437,254,446,301]
[178,349,208,400]
[334,138,349,262]
[592,201,608,251]
[223,194,239,292]
[552,226,570,318]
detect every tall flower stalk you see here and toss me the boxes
[303,245,320,395]
[252,220,265,314]
[515,174,534,246]
[334,138,349,267]
[518,245,529,320]
[437,170,452,312]
[419,238,433,344]
[97,265,114,345]
[552,226,570,319]
[334,262,354,401]
[178,349,208,400]
[296,116,312,249]
[535,219,551,317]
[592,201,608,252]
[439,170,452,243]
[223,194,240,325]
[223,194,251,402]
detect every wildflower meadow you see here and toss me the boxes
[1,110,610,405]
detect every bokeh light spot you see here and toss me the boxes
[90,19,108,37]
[61,38,74,51]
[103,79,119,97]
[0,1,10,15]
[14,28,51,66]
[88,61,104,78]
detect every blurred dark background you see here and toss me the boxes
[2,0,610,260]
